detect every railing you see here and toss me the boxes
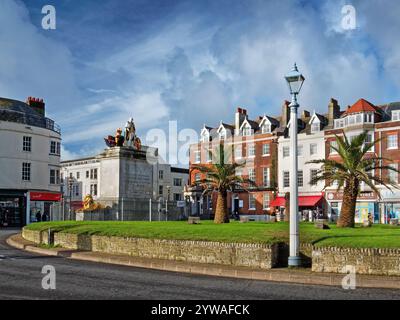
[0,109,61,134]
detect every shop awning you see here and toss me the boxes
[299,195,323,207]
[30,192,62,202]
[270,197,286,207]
[270,195,323,207]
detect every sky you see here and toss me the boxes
[1,0,400,162]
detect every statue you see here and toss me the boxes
[124,117,142,150]
[82,194,102,212]
[104,128,125,148]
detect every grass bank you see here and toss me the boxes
[24,221,400,248]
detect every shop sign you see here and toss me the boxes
[30,192,62,202]
[327,191,376,201]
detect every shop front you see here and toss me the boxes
[379,190,400,224]
[270,193,325,221]
[0,190,26,227]
[326,191,379,223]
[28,191,62,224]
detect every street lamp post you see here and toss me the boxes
[285,63,305,267]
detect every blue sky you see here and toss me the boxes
[1,0,400,160]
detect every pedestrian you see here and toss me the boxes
[41,211,47,222]
[36,210,42,222]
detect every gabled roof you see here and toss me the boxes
[259,115,280,128]
[239,118,258,131]
[217,122,235,133]
[343,99,378,115]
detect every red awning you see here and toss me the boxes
[299,195,323,207]
[270,197,285,207]
[30,192,62,202]
[270,195,323,207]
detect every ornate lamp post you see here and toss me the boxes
[284,63,305,267]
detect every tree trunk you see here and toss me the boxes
[284,192,290,222]
[337,180,359,228]
[214,190,229,224]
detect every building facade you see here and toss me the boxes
[274,106,328,218]
[186,107,281,220]
[0,97,62,227]
[325,98,400,224]
[187,97,400,224]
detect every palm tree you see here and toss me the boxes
[191,143,254,224]
[307,131,399,228]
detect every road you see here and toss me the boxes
[0,229,399,300]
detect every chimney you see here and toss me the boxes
[328,98,340,126]
[235,107,248,134]
[26,97,45,116]
[281,100,290,127]
[301,110,310,121]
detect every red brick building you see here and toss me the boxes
[185,107,284,220]
[324,98,400,223]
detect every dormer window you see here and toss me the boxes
[200,131,209,142]
[242,125,252,137]
[219,128,226,140]
[261,123,271,134]
[392,110,400,121]
[311,122,320,133]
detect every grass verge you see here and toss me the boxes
[25,220,400,248]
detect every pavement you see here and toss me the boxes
[1,229,400,300]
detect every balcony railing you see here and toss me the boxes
[0,109,61,134]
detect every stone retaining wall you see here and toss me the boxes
[312,247,400,276]
[22,228,400,275]
[22,229,278,269]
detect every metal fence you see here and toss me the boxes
[53,199,189,222]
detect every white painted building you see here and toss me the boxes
[0,97,62,227]
[276,110,327,216]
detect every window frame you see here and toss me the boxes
[23,136,32,152]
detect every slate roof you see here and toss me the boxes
[0,97,41,117]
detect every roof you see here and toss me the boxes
[343,98,378,115]
[0,97,41,117]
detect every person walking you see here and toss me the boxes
[36,210,42,222]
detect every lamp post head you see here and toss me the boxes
[285,63,305,96]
